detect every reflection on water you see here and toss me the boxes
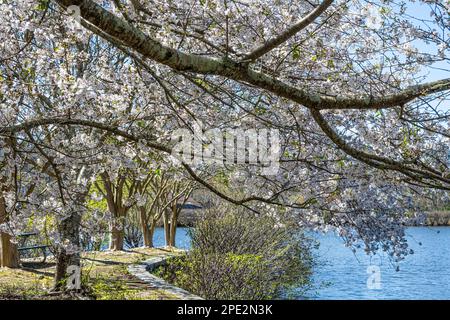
[309,227,450,300]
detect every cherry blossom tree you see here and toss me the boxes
[0,0,449,288]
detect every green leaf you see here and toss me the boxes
[327,59,335,69]
[292,46,301,60]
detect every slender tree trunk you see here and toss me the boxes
[141,219,156,248]
[102,173,126,251]
[0,195,19,268]
[168,203,180,247]
[54,211,81,290]
[168,209,177,248]
[139,207,152,247]
[163,211,171,247]
[163,205,179,248]
[169,222,177,247]
[148,222,156,248]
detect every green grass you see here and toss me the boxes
[0,247,181,300]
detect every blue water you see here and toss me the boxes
[153,226,450,300]
[309,226,450,300]
[152,228,192,250]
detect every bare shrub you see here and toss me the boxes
[124,210,143,248]
[157,204,315,299]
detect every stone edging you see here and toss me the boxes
[128,254,203,300]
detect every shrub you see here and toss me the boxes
[123,210,143,249]
[156,204,315,299]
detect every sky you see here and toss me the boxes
[407,1,450,83]
[403,1,450,114]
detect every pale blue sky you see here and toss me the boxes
[406,1,449,83]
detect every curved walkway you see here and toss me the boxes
[128,254,203,300]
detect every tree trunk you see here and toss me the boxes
[54,250,69,290]
[169,214,177,247]
[163,211,171,247]
[139,207,153,247]
[0,195,19,268]
[108,206,127,251]
[148,223,156,248]
[54,211,81,291]
[168,204,180,247]
[53,170,90,291]
[142,221,156,248]
[109,224,125,251]
[0,233,19,268]
[142,227,152,247]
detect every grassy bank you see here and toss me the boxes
[0,248,182,300]
[425,211,450,226]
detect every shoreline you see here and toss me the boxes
[174,210,450,227]
[418,210,450,226]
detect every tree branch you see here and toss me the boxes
[0,117,314,209]
[243,0,334,62]
[309,109,450,190]
[54,0,450,110]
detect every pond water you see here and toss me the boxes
[152,227,192,250]
[152,226,450,300]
